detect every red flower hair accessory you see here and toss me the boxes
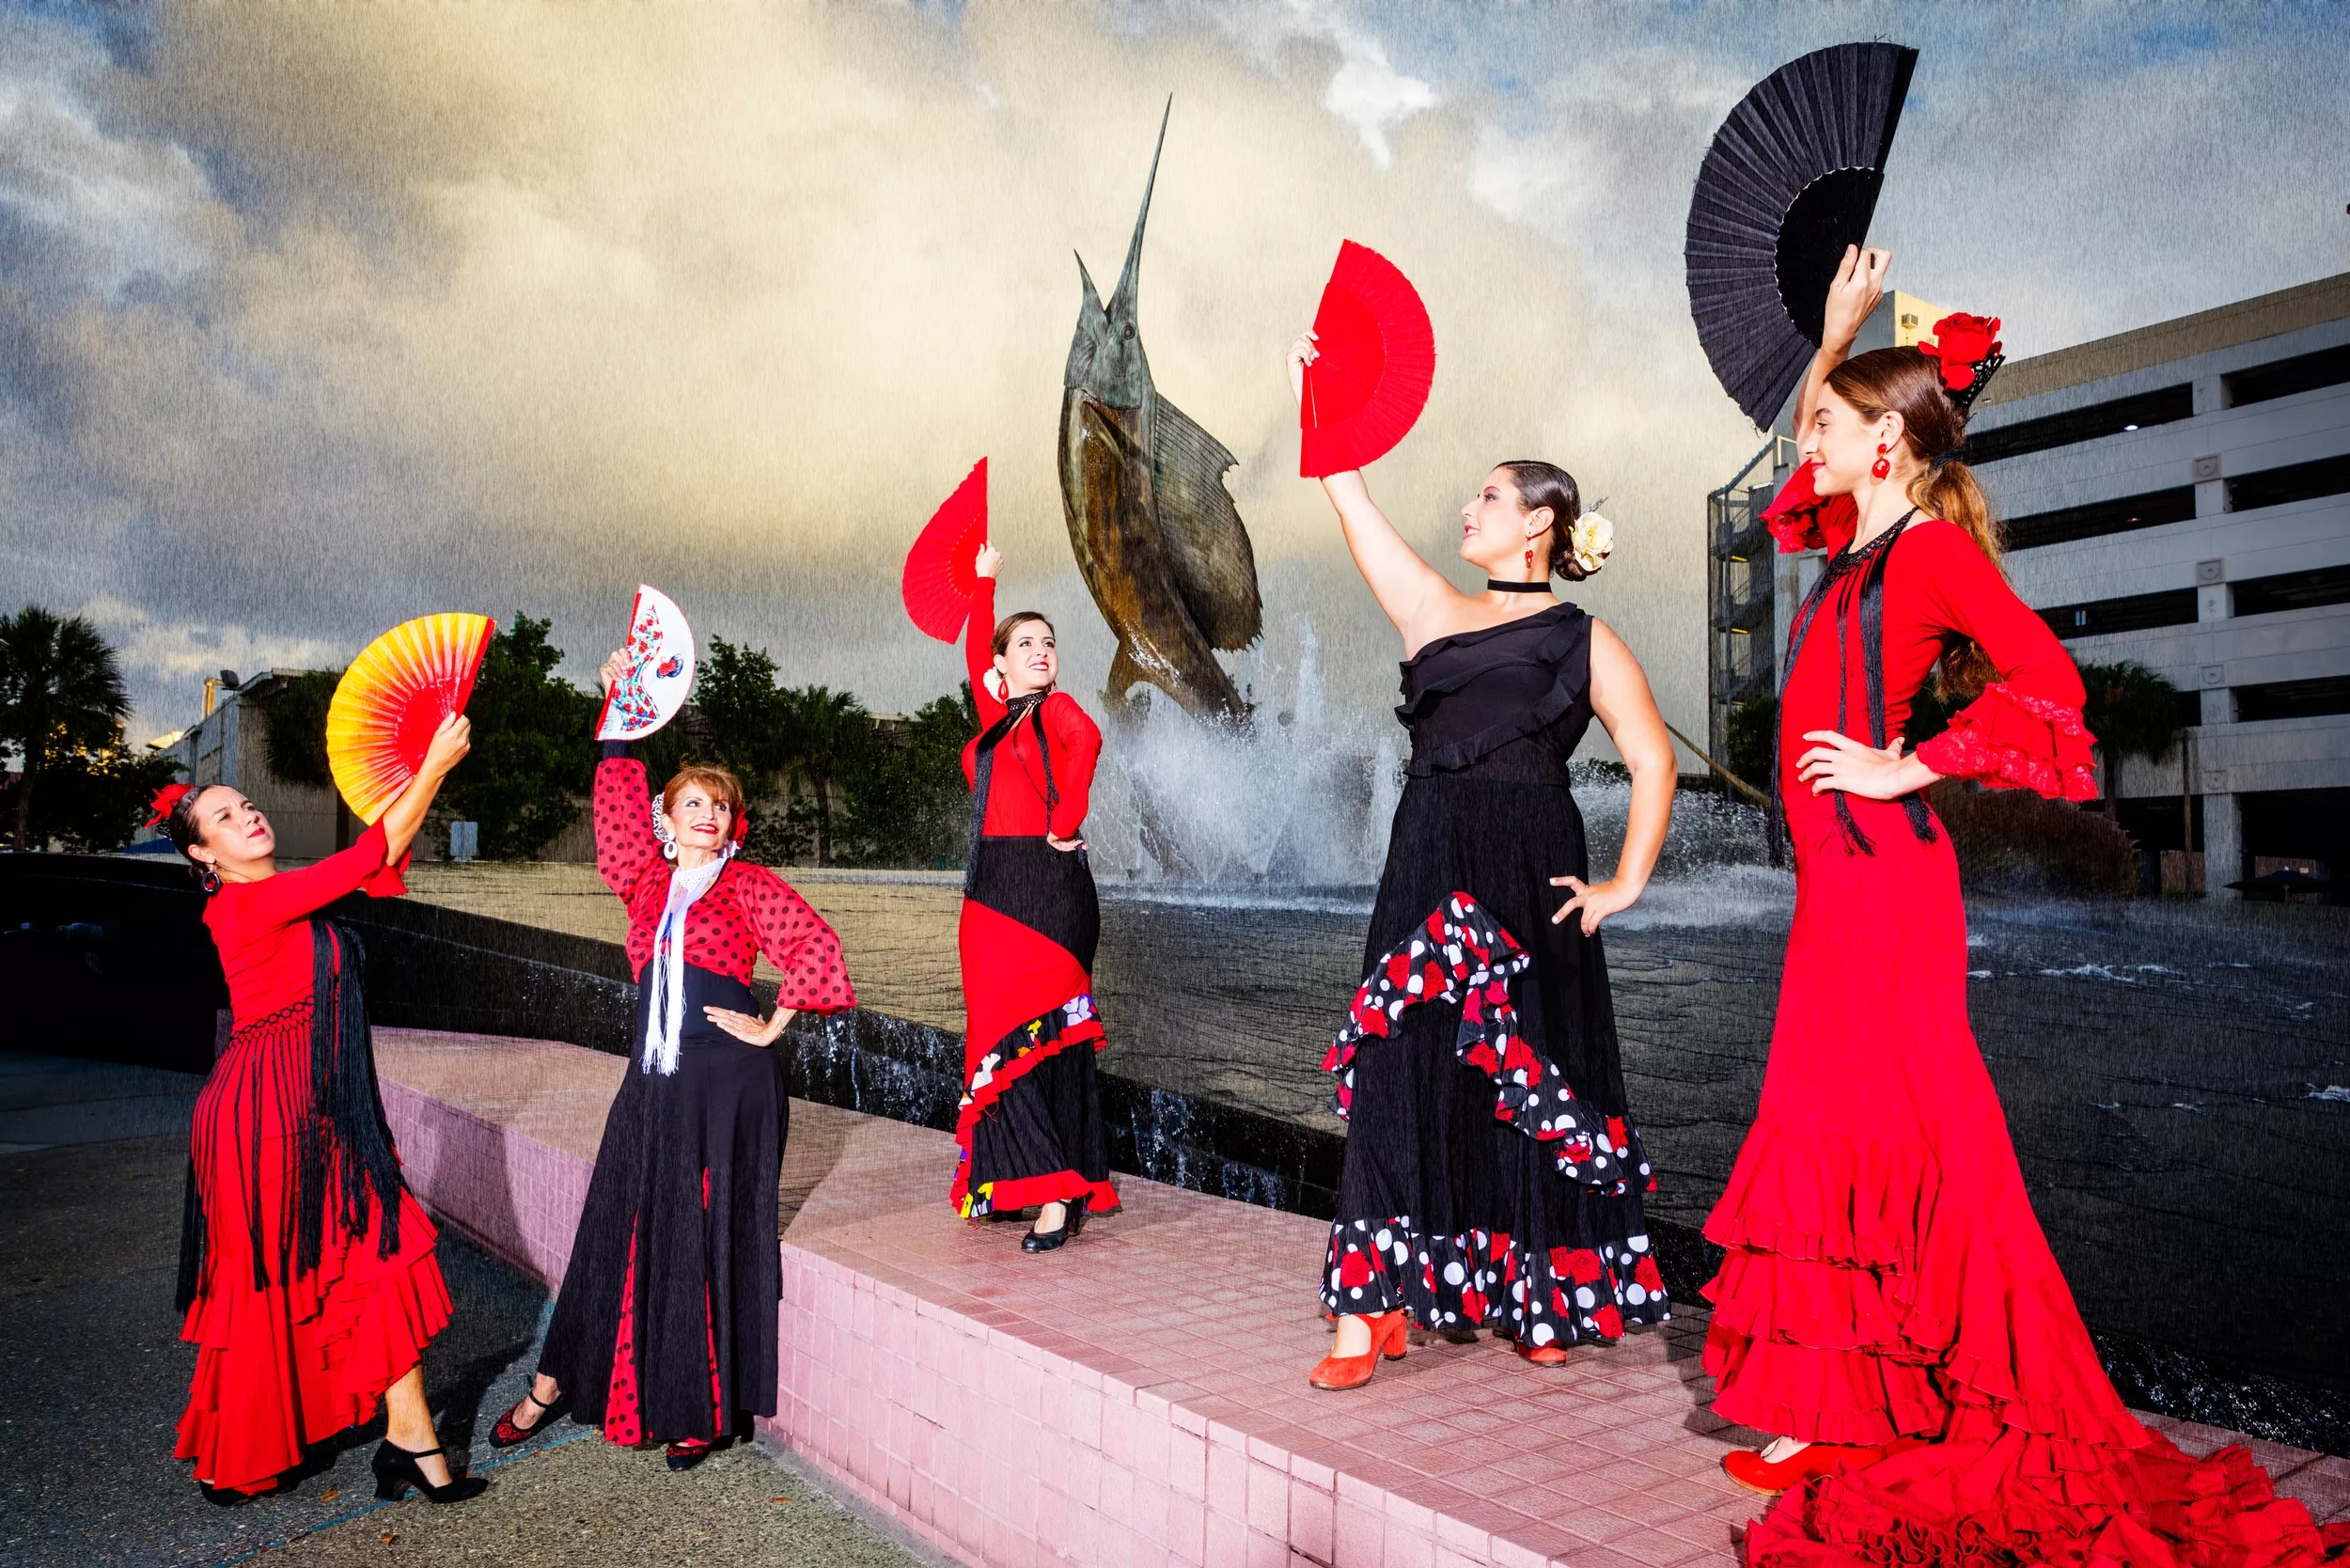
[1918,312,2005,414]
[145,782,194,829]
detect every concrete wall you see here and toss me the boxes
[1972,310,2350,891]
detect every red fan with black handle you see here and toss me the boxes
[901,458,990,643]
[1300,241,1436,478]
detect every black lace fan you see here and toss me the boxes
[1684,42,1919,428]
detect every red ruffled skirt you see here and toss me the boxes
[176,1002,449,1495]
[1706,801,2345,1568]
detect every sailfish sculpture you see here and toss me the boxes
[1059,102,1261,724]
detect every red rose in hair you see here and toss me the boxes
[1919,313,2003,393]
[145,782,194,828]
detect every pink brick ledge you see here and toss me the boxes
[373,1028,2350,1568]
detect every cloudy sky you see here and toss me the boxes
[4,0,2346,748]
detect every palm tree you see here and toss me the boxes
[0,606,133,850]
[779,685,869,866]
[2076,661,2186,802]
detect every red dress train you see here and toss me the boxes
[1705,499,2346,1568]
[176,824,451,1496]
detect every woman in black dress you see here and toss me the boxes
[1288,331,1678,1388]
[490,652,856,1468]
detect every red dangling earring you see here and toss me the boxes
[1871,442,1892,480]
[1525,545,1536,570]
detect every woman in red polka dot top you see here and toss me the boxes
[492,651,855,1471]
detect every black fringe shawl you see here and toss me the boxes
[1775,510,1937,856]
[965,693,1057,895]
[177,918,410,1311]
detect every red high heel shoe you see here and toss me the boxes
[1309,1310,1407,1390]
[1722,1442,1884,1495]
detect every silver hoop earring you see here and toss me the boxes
[650,795,679,861]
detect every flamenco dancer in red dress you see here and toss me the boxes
[948,544,1116,1251]
[162,714,485,1506]
[1284,329,1679,1388]
[1707,247,2347,1568]
[494,651,854,1470]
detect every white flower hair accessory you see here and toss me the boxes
[1568,510,1615,576]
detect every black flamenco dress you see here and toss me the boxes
[1321,603,1669,1352]
[536,747,855,1446]
[949,577,1116,1220]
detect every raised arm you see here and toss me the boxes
[1288,333,1454,637]
[1790,246,1888,442]
[375,713,471,866]
[1553,620,1676,934]
[223,819,414,929]
[591,749,662,901]
[965,551,1007,727]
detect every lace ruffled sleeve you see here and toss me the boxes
[1916,682,2099,801]
[1761,461,1857,556]
[1905,523,2099,802]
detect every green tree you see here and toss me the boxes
[2076,661,2184,798]
[692,638,794,796]
[0,606,134,850]
[839,686,979,869]
[442,614,598,860]
[779,684,870,867]
[29,745,185,853]
[256,668,339,789]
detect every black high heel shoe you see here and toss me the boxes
[665,1437,714,1472]
[371,1440,489,1503]
[489,1388,566,1449]
[1021,1195,1088,1254]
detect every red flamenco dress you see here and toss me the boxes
[535,747,855,1447]
[176,823,450,1497]
[948,577,1117,1220]
[1706,472,2348,1568]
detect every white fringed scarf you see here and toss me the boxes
[641,853,728,1075]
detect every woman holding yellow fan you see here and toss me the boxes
[159,697,484,1507]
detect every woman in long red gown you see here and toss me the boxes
[1704,247,2345,1568]
[162,714,485,1505]
[948,545,1116,1250]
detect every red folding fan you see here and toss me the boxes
[901,457,990,643]
[1300,241,1436,478]
[325,612,495,823]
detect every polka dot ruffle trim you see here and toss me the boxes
[1321,1216,1670,1347]
[1324,891,1655,1193]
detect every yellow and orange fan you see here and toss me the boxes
[325,613,495,824]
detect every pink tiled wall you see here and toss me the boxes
[374,1030,2350,1568]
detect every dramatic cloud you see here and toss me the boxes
[1,0,2343,756]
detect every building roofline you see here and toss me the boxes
[1979,271,2350,407]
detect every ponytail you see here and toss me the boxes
[1909,458,2004,699]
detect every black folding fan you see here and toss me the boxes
[1684,42,1919,429]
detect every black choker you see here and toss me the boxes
[1485,579,1553,594]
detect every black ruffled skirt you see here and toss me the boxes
[1323,772,1669,1350]
[540,964,785,1443]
